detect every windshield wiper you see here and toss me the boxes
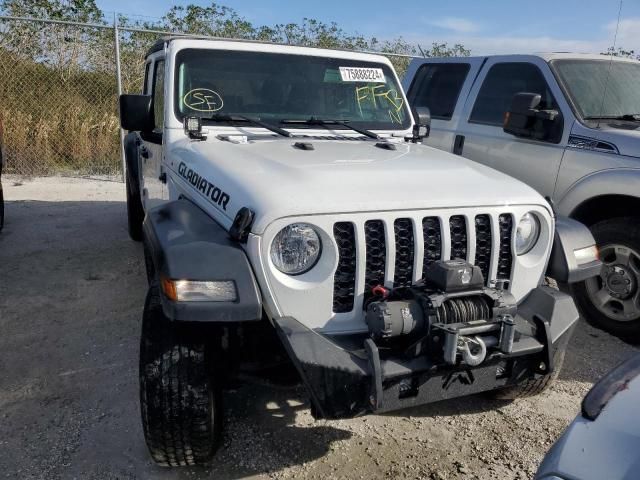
[583,114,640,122]
[205,113,292,137]
[280,117,380,139]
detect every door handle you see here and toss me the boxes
[453,135,465,155]
[159,172,167,184]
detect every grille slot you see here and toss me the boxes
[422,217,442,275]
[449,215,468,260]
[331,212,516,313]
[497,214,514,280]
[474,215,492,282]
[364,220,387,294]
[393,218,414,287]
[332,222,356,312]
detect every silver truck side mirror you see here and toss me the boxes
[412,106,431,142]
[503,92,561,143]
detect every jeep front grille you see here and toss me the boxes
[332,222,357,313]
[364,220,386,296]
[449,215,468,260]
[474,214,492,281]
[393,218,414,288]
[422,217,442,269]
[332,212,514,313]
[497,214,514,280]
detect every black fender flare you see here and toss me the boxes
[143,198,262,322]
[546,216,602,284]
[124,131,141,196]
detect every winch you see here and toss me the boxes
[365,260,518,366]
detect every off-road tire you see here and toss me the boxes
[490,333,569,400]
[0,185,4,231]
[572,218,640,342]
[126,173,144,242]
[139,285,222,466]
[143,241,155,285]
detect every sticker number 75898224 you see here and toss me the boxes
[339,67,385,83]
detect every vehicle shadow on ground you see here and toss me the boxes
[146,384,352,479]
[224,386,351,476]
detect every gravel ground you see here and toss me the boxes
[0,176,638,480]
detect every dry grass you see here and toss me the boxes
[0,48,121,176]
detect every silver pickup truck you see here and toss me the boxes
[403,53,640,341]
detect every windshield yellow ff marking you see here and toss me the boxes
[183,88,224,112]
[356,85,405,122]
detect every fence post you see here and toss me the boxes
[114,14,126,183]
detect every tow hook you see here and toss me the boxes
[458,336,498,366]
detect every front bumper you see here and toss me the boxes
[274,286,579,419]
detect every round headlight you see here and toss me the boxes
[515,212,541,255]
[270,223,322,275]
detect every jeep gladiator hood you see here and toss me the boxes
[169,135,548,234]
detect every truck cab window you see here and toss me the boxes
[152,60,165,130]
[470,62,558,126]
[407,63,470,120]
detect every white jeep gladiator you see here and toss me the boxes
[403,53,640,340]
[119,38,601,467]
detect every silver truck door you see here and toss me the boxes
[140,56,165,210]
[453,56,571,198]
[403,57,485,152]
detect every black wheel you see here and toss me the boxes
[572,217,640,342]
[139,285,222,466]
[126,173,144,242]
[490,332,569,400]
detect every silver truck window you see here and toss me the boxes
[407,63,470,120]
[173,49,410,130]
[470,62,558,126]
[152,60,165,130]
[552,59,640,120]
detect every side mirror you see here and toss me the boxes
[411,106,431,142]
[119,94,153,132]
[503,92,561,142]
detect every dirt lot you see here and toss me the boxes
[0,177,638,480]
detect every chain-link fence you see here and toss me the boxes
[0,16,141,178]
[0,15,413,180]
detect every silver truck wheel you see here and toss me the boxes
[572,218,640,342]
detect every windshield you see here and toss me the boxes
[174,48,410,130]
[552,59,640,119]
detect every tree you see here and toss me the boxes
[0,0,106,79]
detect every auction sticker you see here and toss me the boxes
[339,66,385,83]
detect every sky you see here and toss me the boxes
[95,0,640,56]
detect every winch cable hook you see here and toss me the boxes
[459,336,487,367]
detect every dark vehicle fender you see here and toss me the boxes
[143,198,262,322]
